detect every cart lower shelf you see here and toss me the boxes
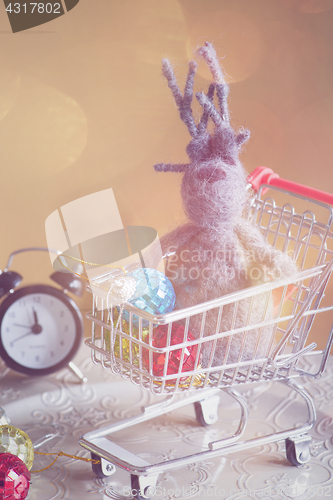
[80,378,315,500]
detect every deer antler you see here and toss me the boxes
[196,91,223,129]
[196,42,230,122]
[154,42,250,176]
[162,59,198,138]
[197,83,215,134]
[154,60,214,173]
[196,42,250,148]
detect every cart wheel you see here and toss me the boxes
[194,395,220,426]
[194,402,209,426]
[91,453,116,477]
[131,475,156,500]
[285,436,311,466]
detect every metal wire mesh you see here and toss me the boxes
[85,185,333,395]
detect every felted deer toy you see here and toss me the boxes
[154,42,297,368]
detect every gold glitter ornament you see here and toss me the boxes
[105,312,149,367]
[0,425,34,470]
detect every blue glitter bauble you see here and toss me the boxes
[123,268,175,324]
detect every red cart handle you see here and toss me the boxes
[248,166,333,206]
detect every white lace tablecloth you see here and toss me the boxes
[1,345,333,500]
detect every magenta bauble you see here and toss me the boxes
[0,453,30,500]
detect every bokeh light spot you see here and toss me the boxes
[0,78,87,176]
[127,0,186,66]
[187,10,263,83]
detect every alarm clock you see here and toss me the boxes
[0,247,85,378]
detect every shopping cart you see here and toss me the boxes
[80,166,333,500]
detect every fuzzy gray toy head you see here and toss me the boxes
[154,42,251,231]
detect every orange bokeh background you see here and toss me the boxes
[0,0,332,346]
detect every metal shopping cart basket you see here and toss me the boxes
[80,166,333,500]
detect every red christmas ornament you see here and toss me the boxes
[0,453,30,500]
[143,323,200,383]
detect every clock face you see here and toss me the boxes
[0,285,83,376]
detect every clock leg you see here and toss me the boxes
[68,361,88,383]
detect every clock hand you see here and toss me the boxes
[33,308,39,325]
[12,309,42,332]
[31,307,43,334]
[11,331,34,344]
[11,310,40,330]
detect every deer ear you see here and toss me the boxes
[236,129,250,148]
